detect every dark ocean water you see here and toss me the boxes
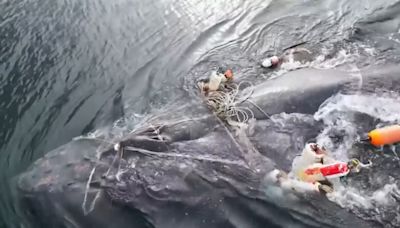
[1,0,400,227]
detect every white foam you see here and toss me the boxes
[270,48,360,79]
[372,183,400,205]
[327,186,373,210]
[389,33,400,44]
[327,183,400,212]
[311,92,400,223]
[315,93,400,123]
[313,93,400,160]
[311,49,358,69]
[271,56,308,78]
[363,46,376,56]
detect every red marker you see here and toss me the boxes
[304,162,349,179]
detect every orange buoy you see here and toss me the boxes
[367,125,400,146]
[224,69,233,80]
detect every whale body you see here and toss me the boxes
[15,65,400,228]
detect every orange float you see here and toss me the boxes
[224,69,233,80]
[367,125,400,146]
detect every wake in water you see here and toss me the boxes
[267,42,377,80]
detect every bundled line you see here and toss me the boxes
[205,81,269,124]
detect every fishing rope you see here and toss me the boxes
[204,80,271,125]
[205,81,255,124]
[130,115,213,135]
[82,166,97,215]
[123,145,247,167]
[73,136,115,145]
[103,143,125,177]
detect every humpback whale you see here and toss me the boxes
[15,65,400,228]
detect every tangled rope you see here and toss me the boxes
[204,81,269,124]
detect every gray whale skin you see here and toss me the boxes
[15,65,400,228]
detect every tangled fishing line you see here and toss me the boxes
[204,81,270,125]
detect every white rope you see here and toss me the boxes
[124,146,247,167]
[82,166,97,215]
[73,136,115,145]
[205,80,263,125]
